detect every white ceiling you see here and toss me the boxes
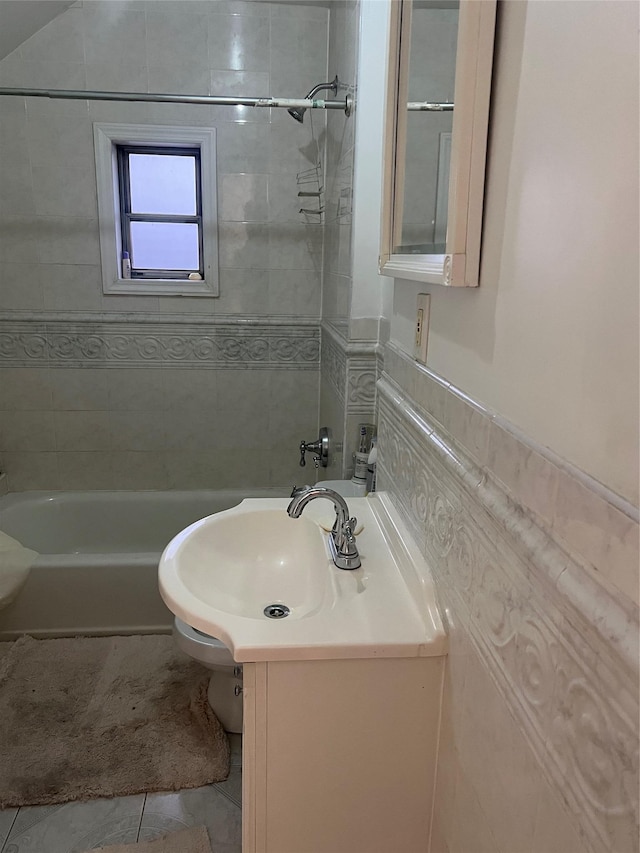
[0,1,74,62]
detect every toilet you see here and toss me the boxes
[173,617,243,733]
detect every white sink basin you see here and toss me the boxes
[158,496,447,663]
[161,507,331,620]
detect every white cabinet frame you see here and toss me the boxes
[380,0,496,287]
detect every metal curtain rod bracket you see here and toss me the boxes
[0,87,353,116]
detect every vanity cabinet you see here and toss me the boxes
[242,655,445,853]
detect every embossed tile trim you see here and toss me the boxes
[384,341,639,605]
[0,317,320,369]
[376,378,639,853]
[321,321,381,416]
[321,326,347,402]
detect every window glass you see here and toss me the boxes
[130,222,200,271]
[128,153,197,216]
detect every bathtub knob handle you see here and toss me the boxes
[299,426,330,468]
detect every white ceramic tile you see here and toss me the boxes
[32,164,98,219]
[0,59,86,91]
[0,369,52,411]
[0,216,38,265]
[163,450,222,490]
[216,123,269,175]
[0,411,55,452]
[50,369,109,411]
[111,451,169,490]
[57,451,119,490]
[40,264,103,312]
[553,470,639,605]
[2,451,59,491]
[106,370,166,412]
[85,64,148,95]
[139,786,241,851]
[268,222,322,271]
[54,411,112,452]
[215,268,270,315]
[109,412,166,452]
[0,102,28,163]
[208,13,270,72]
[448,764,504,853]
[456,645,542,853]
[146,8,208,69]
[443,388,491,467]
[488,421,559,527]
[25,105,93,168]
[147,64,210,98]
[17,7,84,64]
[83,6,147,67]
[268,269,321,316]
[531,779,587,853]
[267,173,302,224]
[35,217,101,267]
[162,369,218,414]
[100,294,161,313]
[218,222,270,270]
[0,163,35,217]
[220,174,269,223]
[161,412,218,452]
[3,794,144,853]
[212,1,270,18]
[215,368,273,411]
[0,263,44,310]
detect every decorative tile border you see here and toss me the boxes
[0,315,320,370]
[321,325,347,403]
[383,341,639,605]
[376,374,639,853]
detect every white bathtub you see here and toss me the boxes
[0,488,287,640]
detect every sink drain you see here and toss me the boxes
[264,604,290,619]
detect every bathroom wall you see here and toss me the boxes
[0,0,329,490]
[319,0,384,480]
[378,1,638,852]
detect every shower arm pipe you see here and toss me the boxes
[407,101,454,111]
[0,86,352,114]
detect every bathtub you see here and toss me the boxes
[0,488,288,640]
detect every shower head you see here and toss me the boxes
[288,106,306,123]
[288,76,339,124]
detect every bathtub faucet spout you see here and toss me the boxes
[286,486,361,570]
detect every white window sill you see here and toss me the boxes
[105,278,217,297]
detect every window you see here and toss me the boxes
[93,124,218,297]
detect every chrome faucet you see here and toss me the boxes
[287,486,361,570]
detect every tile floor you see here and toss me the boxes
[0,737,242,853]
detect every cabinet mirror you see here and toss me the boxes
[380,0,496,287]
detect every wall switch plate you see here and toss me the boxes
[415,293,430,364]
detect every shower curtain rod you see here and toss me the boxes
[0,86,352,113]
[408,101,454,111]
[0,87,451,113]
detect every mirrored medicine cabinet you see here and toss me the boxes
[380,0,497,287]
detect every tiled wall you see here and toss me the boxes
[321,0,358,328]
[317,0,382,479]
[0,315,319,491]
[0,0,330,490]
[378,341,639,853]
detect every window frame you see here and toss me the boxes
[117,144,204,280]
[93,123,219,297]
